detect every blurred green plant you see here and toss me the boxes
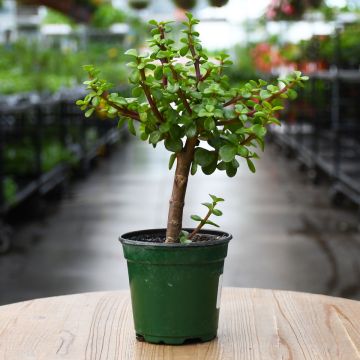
[339,24,360,69]
[3,177,17,206]
[0,41,128,95]
[91,4,127,28]
[42,9,75,26]
[41,142,77,172]
[4,141,77,174]
[77,13,308,243]
[223,45,257,83]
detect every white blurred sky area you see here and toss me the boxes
[0,0,351,48]
[196,0,349,49]
[113,0,354,50]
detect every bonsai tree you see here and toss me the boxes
[77,13,307,243]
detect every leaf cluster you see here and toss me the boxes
[179,194,224,244]
[191,194,224,227]
[77,13,308,176]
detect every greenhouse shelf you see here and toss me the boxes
[0,90,125,253]
[269,70,360,209]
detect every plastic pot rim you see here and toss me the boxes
[119,228,232,248]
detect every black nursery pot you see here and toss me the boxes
[120,228,232,345]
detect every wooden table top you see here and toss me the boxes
[0,288,359,359]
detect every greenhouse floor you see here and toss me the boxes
[1,139,360,305]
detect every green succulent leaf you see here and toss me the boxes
[124,49,138,58]
[85,108,95,118]
[191,161,198,175]
[212,209,223,216]
[186,124,197,138]
[165,138,183,153]
[204,118,216,131]
[127,119,136,136]
[149,130,162,144]
[168,153,176,170]
[246,158,256,173]
[209,194,224,203]
[179,46,189,56]
[202,160,218,175]
[191,214,202,222]
[194,148,216,167]
[252,124,267,138]
[287,88,298,100]
[205,220,219,227]
[219,145,237,163]
[179,230,192,244]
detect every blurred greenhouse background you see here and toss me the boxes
[0,0,359,305]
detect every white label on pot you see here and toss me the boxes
[216,274,223,309]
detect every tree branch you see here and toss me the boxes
[187,23,201,83]
[240,133,256,146]
[220,82,295,124]
[217,109,256,126]
[159,27,168,88]
[267,82,294,103]
[200,69,212,82]
[223,81,293,109]
[166,137,197,243]
[139,68,165,123]
[188,208,212,240]
[189,44,201,82]
[92,88,141,122]
[224,94,243,107]
[157,26,192,115]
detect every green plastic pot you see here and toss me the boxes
[120,228,231,345]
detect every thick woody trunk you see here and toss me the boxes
[165,138,197,243]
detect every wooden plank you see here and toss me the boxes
[0,288,359,359]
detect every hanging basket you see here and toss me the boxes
[172,0,197,10]
[128,0,150,10]
[308,0,323,8]
[267,0,306,21]
[208,0,229,7]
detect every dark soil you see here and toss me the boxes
[127,231,227,244]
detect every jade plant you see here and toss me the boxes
[77,13,308,243]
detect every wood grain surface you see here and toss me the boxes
[0,288,359,359]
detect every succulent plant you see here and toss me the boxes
[77,13,308,243]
